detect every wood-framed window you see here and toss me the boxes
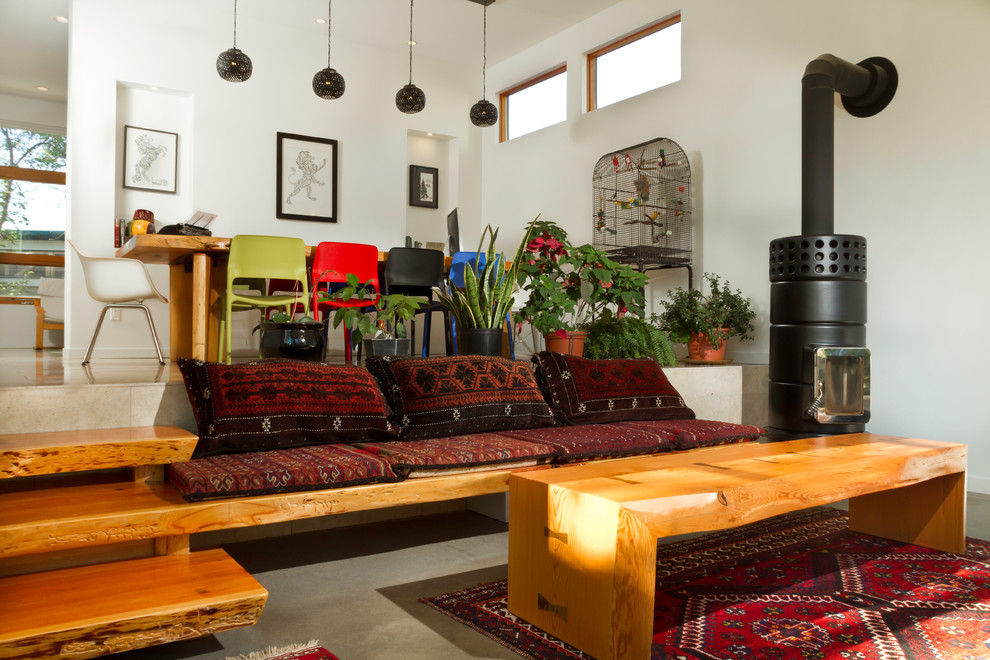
[587,13,681,112]
[498,64,567,142]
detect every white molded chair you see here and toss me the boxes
[67,239,168,365]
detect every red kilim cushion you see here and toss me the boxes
[613,419,767,450]
[502,423,676,462]
[531,352,695,425]
[366,355,555,440]
[178,358,396,456]
[166,443,401,501]
[357,433,558,475]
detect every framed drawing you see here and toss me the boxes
[409,165,438,209]
[123,125,178,193]
[276,132,338,223]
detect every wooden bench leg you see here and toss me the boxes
[848,471,967,554]
[508,478,655,660]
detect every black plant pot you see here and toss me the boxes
[258,322,326,362]
[362,337,411,362]
[461,328,503,356]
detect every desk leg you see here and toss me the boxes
[191,252,211,361]
[169,263,193,361]
[848,471,967,554]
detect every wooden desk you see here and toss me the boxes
[507,433,967,660]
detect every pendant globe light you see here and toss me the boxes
[313,0,345,99]
[216,0,253,83]
[395,0,426,114]
[470,2,498,127]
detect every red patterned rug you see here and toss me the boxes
[423,508,990,659]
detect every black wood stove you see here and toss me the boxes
[768,54,898,441]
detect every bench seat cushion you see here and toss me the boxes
[367,355,555,440]
[166,443,401,501]
[357,433,558,477]
[612,419,766,450]
[502,424,676,462]
[531,352,695,425]
[178,359,397,456]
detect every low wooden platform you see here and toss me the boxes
[507,433,968,660]
[0,549,267,659]
[0,426,198,479]
[0,426,269,658]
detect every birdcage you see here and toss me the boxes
[592,137,693,287]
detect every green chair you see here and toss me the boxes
[218,235,310,363]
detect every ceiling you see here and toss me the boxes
[0,0,623,104]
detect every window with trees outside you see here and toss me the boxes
[499,65,567,142]
[0,126,67,297]
[587,14,681,111]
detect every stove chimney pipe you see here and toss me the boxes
[802,55,898,235]
[767,54,897,442]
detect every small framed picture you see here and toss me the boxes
[123,126,178,193]
[409,165,438,209]
[276,132,338,223]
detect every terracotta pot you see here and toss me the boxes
[687,330,727,361]
[543,331,587,357]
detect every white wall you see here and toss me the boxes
[65,0,484,361]
[483,0,990,492]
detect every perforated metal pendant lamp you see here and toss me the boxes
[217,0,252,82]
[470,2,498,127]
[313,0,345,99]
[396,0,425,113]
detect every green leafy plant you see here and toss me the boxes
[435,219,538,330]
[657,272,756,348]
[325,273,424,346]
[583,310,677,366]
[513,219,647,336]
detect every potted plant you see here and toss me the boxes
[434,219,537,356]
[657,272,756,362]
[583,310,677,366]
[254,310,326,362]
[514,219,648,356]
[325,274,424,359]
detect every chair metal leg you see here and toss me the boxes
[82,303,163,365]
[81,305,112,365]
[139,303,166,365]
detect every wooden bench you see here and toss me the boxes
[0,424,548,657]
[506,433,968,660]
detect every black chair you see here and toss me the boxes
[382,247,453,357]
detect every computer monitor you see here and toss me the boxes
[447,208,462,256]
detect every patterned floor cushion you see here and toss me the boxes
[356,433,558,477]
[501,424,676,463]
[611,419,766,450]
[166,443,401,501]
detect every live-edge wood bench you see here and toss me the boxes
[0,425,529,658]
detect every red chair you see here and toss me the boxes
[310,242,381,362]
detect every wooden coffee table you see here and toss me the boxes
[507,433,967,660]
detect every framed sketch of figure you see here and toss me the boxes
[276,132,338,223]
[123,126,178,193]
[409,165,438,209]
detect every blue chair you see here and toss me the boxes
[447,251,514,359]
